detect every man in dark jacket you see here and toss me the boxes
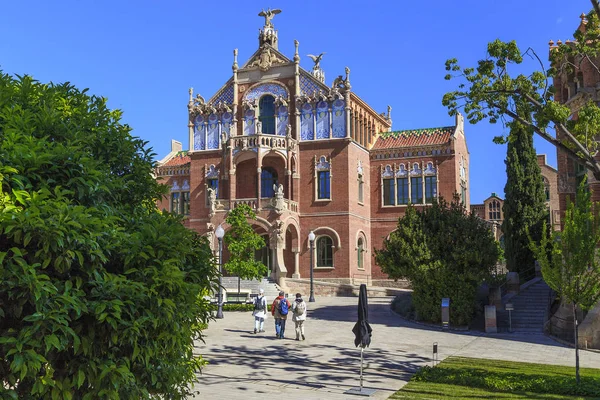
[271,291,291,339]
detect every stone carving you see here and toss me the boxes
[307,53,325,70]
[272,184,285,214]
[207,188,217,217]
[275,95,288,107]
[206,223,215,251]
[248,47,286,71]
[258,8,281,29]
[272,220,285,244]
[332,73,351,92]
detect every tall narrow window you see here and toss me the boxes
[397,178,409,205]
[316,236,333,267]
[261,168,277,198]
[259,95,276,134]
[315,156,331,200]
[358,173,364,203]
[357,238,364,269]
[318,171,330,199]
[181,191,190,215]
[411,177,423,204]
[461,185,467,205]
[171,192,180,214]
[383,178,395,205]
[425,176,437,203]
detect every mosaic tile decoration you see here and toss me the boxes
[300,103,314,141]
[299,73,321,96]
[194,115,205,150]
[211,83,234,104]
[207,114,219,150]
[332,99,346,138]
[316,101,329,139]
[277,105,288,136]
[245,82,288,102]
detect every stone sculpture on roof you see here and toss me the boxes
[258,8,281,29]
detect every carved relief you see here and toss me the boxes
[248,47,286,71]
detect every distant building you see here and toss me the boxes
[470,154,558,242]
[155,10,469,287]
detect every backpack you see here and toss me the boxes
[294,301,306,316]
[278,298,289,315]
[254,296,264,311]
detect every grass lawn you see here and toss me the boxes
[390,357,600,399]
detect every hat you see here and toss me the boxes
[279,290,285,296]
[259,288,264,294]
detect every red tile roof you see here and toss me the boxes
[162,151,190,166]
[373,126,455,149]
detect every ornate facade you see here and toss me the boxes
[156,10,470,287]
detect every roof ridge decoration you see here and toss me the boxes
[379,126,455,140]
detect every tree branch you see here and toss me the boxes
[592,0,600,22]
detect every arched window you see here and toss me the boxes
[357,237,364,269]
[259,95,276,134]
[316,236,333,267]
[261,168,278,198]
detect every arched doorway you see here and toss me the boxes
[255,234,272,277]
[261,167,278,198]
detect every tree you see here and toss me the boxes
[0,72,218,399]
[223,204,267,299]
[530,177,600,384]
[443,2,600,181]
[502,122,548,276]
[375,197,499,326]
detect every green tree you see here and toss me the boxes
[502,122,548,276]
[375,197,499,325]
[223,204,267,299]
[530,177,600,384]
[443,2,600,180]
[0,72,217,399]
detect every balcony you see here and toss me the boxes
[215,197,299,213]
[230,134,297,153]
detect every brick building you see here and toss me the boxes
[155,10,469,288]
[470,154,558,241]
[551,13,600,227]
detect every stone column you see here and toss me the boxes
[292,249,300,278]
[256,167,262,205]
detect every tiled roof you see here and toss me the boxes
[373,126,455,149]
[162,151,190,167]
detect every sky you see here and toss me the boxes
[0,0,591,203]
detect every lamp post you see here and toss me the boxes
[308,231,316,302]
[215,224,225,319]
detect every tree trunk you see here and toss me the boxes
[574,302,580,385]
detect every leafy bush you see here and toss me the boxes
[0,72,218,399]
[376,197,499,325]
[391,294,415,320]
[221,303,254,312]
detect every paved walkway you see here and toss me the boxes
[191,296,600,399]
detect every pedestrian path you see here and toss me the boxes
[191,296,600,400]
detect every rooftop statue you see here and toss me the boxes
[307,53,326,70]
[258,8,281,29]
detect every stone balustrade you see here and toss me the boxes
[218,197,298,213]
[230,134,296,152]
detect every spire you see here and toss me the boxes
[258,8,281,50]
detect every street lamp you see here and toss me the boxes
[215,224,225,319]
[308,231,316,302]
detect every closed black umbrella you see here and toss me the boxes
[352,284,372,348]
[346,284,376,395]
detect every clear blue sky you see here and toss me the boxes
[0,0,590,203]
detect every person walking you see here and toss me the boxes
[271,291,291,339]
[292,293,307,341]
[252,288,267,334]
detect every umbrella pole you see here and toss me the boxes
[360,346,364,390]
